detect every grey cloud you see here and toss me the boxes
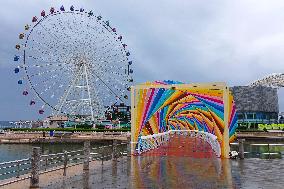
[0,0,283,120]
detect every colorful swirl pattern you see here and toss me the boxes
[132,80,238,151]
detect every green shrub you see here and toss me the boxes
[236,125,247,131]
[6,127,130,132]
[75,123,93,129]
[236,129,264,132]
[265,125,272,130]
[263,128,268,132]
[95,124,105,129]
[258,124,265,130]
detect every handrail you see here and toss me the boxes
[0,158,30,166]
[137,130,221,157]
[0,140,129,186]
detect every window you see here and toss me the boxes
[246,113,254,119]
[237,113,244,119]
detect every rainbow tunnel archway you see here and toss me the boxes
[130,81,238,158]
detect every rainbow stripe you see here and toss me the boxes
[133,81,238,146]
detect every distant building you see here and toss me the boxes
[279,112,284,124]
[230,86,279,128]
[43,115,68,128]
[31,121,43,128]
[105,103,131,123]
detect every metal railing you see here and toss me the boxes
[0,137,131,188]
[0,158,31,179]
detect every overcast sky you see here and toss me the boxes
[0,0,283,120]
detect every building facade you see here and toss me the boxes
[279,112,284,124]
[230,86,279,128]
[43,115,68,128]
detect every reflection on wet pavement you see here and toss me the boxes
[141,136,216,158]
[42,155,284,189]
[130,156,228,189]
[42,136,284,189]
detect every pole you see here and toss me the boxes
[238,139,245,159]
[222,86,230,158]
[30,147,40,189]
[63,151,68,176]
[83,141,90,171]
[83,133,90,189]
[44,157,47,171]
[112,139,118,160]
[101,151,104,165]
[127,136,131,157]
[130,87,137,155]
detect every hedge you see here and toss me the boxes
[236,129,264,132]
[258,124,284,131]
[4,128,131,132]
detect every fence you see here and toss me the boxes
[0,137,131,188]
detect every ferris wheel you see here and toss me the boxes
[14,5,134,122]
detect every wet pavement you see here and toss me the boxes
[141,136,216,158]
[40,156,284,189]
[42,158,130,189]
[41,136,284,189]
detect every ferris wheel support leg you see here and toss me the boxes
[56,67,81,115]
[83,63,95,123]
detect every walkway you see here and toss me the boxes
[30,157,284,188]
[142,135,215,158]
[2,155,284,188]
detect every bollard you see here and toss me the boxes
[82,170,90,189]
[101,152,104,165]
[30,147,40,189]
[112,139,118,160]
[126,136,131,176]
[112,158,118,185]
[127,136,131,157]
[44,157,48,171]
[63,151,68,176]
[83,141,90,171]
[238,139,245,159]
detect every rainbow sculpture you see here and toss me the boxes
[130,81,238,158]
